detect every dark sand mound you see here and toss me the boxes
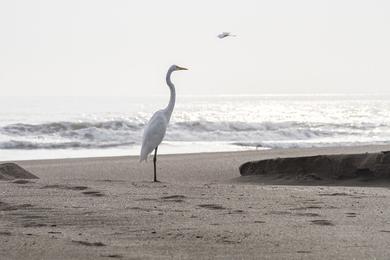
[0,163,39,180]
[239,151,390,183]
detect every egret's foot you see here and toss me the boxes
[153,180,161,183]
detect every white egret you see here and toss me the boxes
[140,65,188,182]
[218,32,236,39]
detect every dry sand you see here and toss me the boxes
[1,145,390,259]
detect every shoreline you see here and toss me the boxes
[4,143,390,164]
[2,139,390,163]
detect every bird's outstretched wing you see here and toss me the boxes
[140,110,169,161]
[218,32,236,39]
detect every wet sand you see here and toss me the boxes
[1,145,390,259]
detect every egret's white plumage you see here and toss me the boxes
[140,65,187,181]
[140,110,168,162]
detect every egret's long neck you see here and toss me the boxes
[164,68,176,120]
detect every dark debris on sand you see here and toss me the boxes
[72,240,106,247]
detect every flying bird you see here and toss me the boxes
[140,65,188,182]
[218,32,236,39]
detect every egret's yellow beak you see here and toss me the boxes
[177,66,188,71]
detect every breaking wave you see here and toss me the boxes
[1,119,389,150]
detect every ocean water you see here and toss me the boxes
[1,94,390,161]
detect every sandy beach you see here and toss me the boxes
[1,145,390,259]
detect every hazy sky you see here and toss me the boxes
[1,0,390,96]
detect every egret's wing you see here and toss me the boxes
[140,111,168,161]
[218,32,236,39]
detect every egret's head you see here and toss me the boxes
[171,65,188,71]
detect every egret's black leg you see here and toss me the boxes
[153,146,158,182]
